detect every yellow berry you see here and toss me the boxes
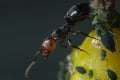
[69,28,120,80]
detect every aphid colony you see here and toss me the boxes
[25,0,120,78]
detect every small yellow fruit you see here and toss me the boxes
[69,28,120,80]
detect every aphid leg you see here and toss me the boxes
[25,50,41,78]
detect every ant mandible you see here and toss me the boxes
[25,1,99,78]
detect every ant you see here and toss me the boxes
[25,1,100,78]
[25,24,99,78]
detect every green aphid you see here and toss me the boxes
[92,16,99,25]
[106,69,117,80]
[100,50,106,60]
[96,27,102,36]
[88,70,93,78]
[75,66,86,74]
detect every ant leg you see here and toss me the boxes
[80,31,99,40]
[73,29,100,41]
[25,50,41,78]
[59,39,70,48]
[67,38,88,53]
[59,38,88,54]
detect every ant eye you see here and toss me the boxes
[41,37,56,59]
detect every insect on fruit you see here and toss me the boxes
[101,31,115,52]
[25,1,100,78]
[25,23,99,78]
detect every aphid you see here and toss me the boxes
[106,69,117,80]
[101,31,115,52]
[88,70,93,78]
[100,50,106,60]
[75,66,86,74]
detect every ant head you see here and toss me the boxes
[40,37,56,59]
[65,1,90,25]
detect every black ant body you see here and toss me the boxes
[25,1,100,78]
[25,24,98,78]
[64,2,90,26]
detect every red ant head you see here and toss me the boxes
[40,37,56,59]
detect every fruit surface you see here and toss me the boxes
[69,28,120,80]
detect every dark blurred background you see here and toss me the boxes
[0,0,119,80]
